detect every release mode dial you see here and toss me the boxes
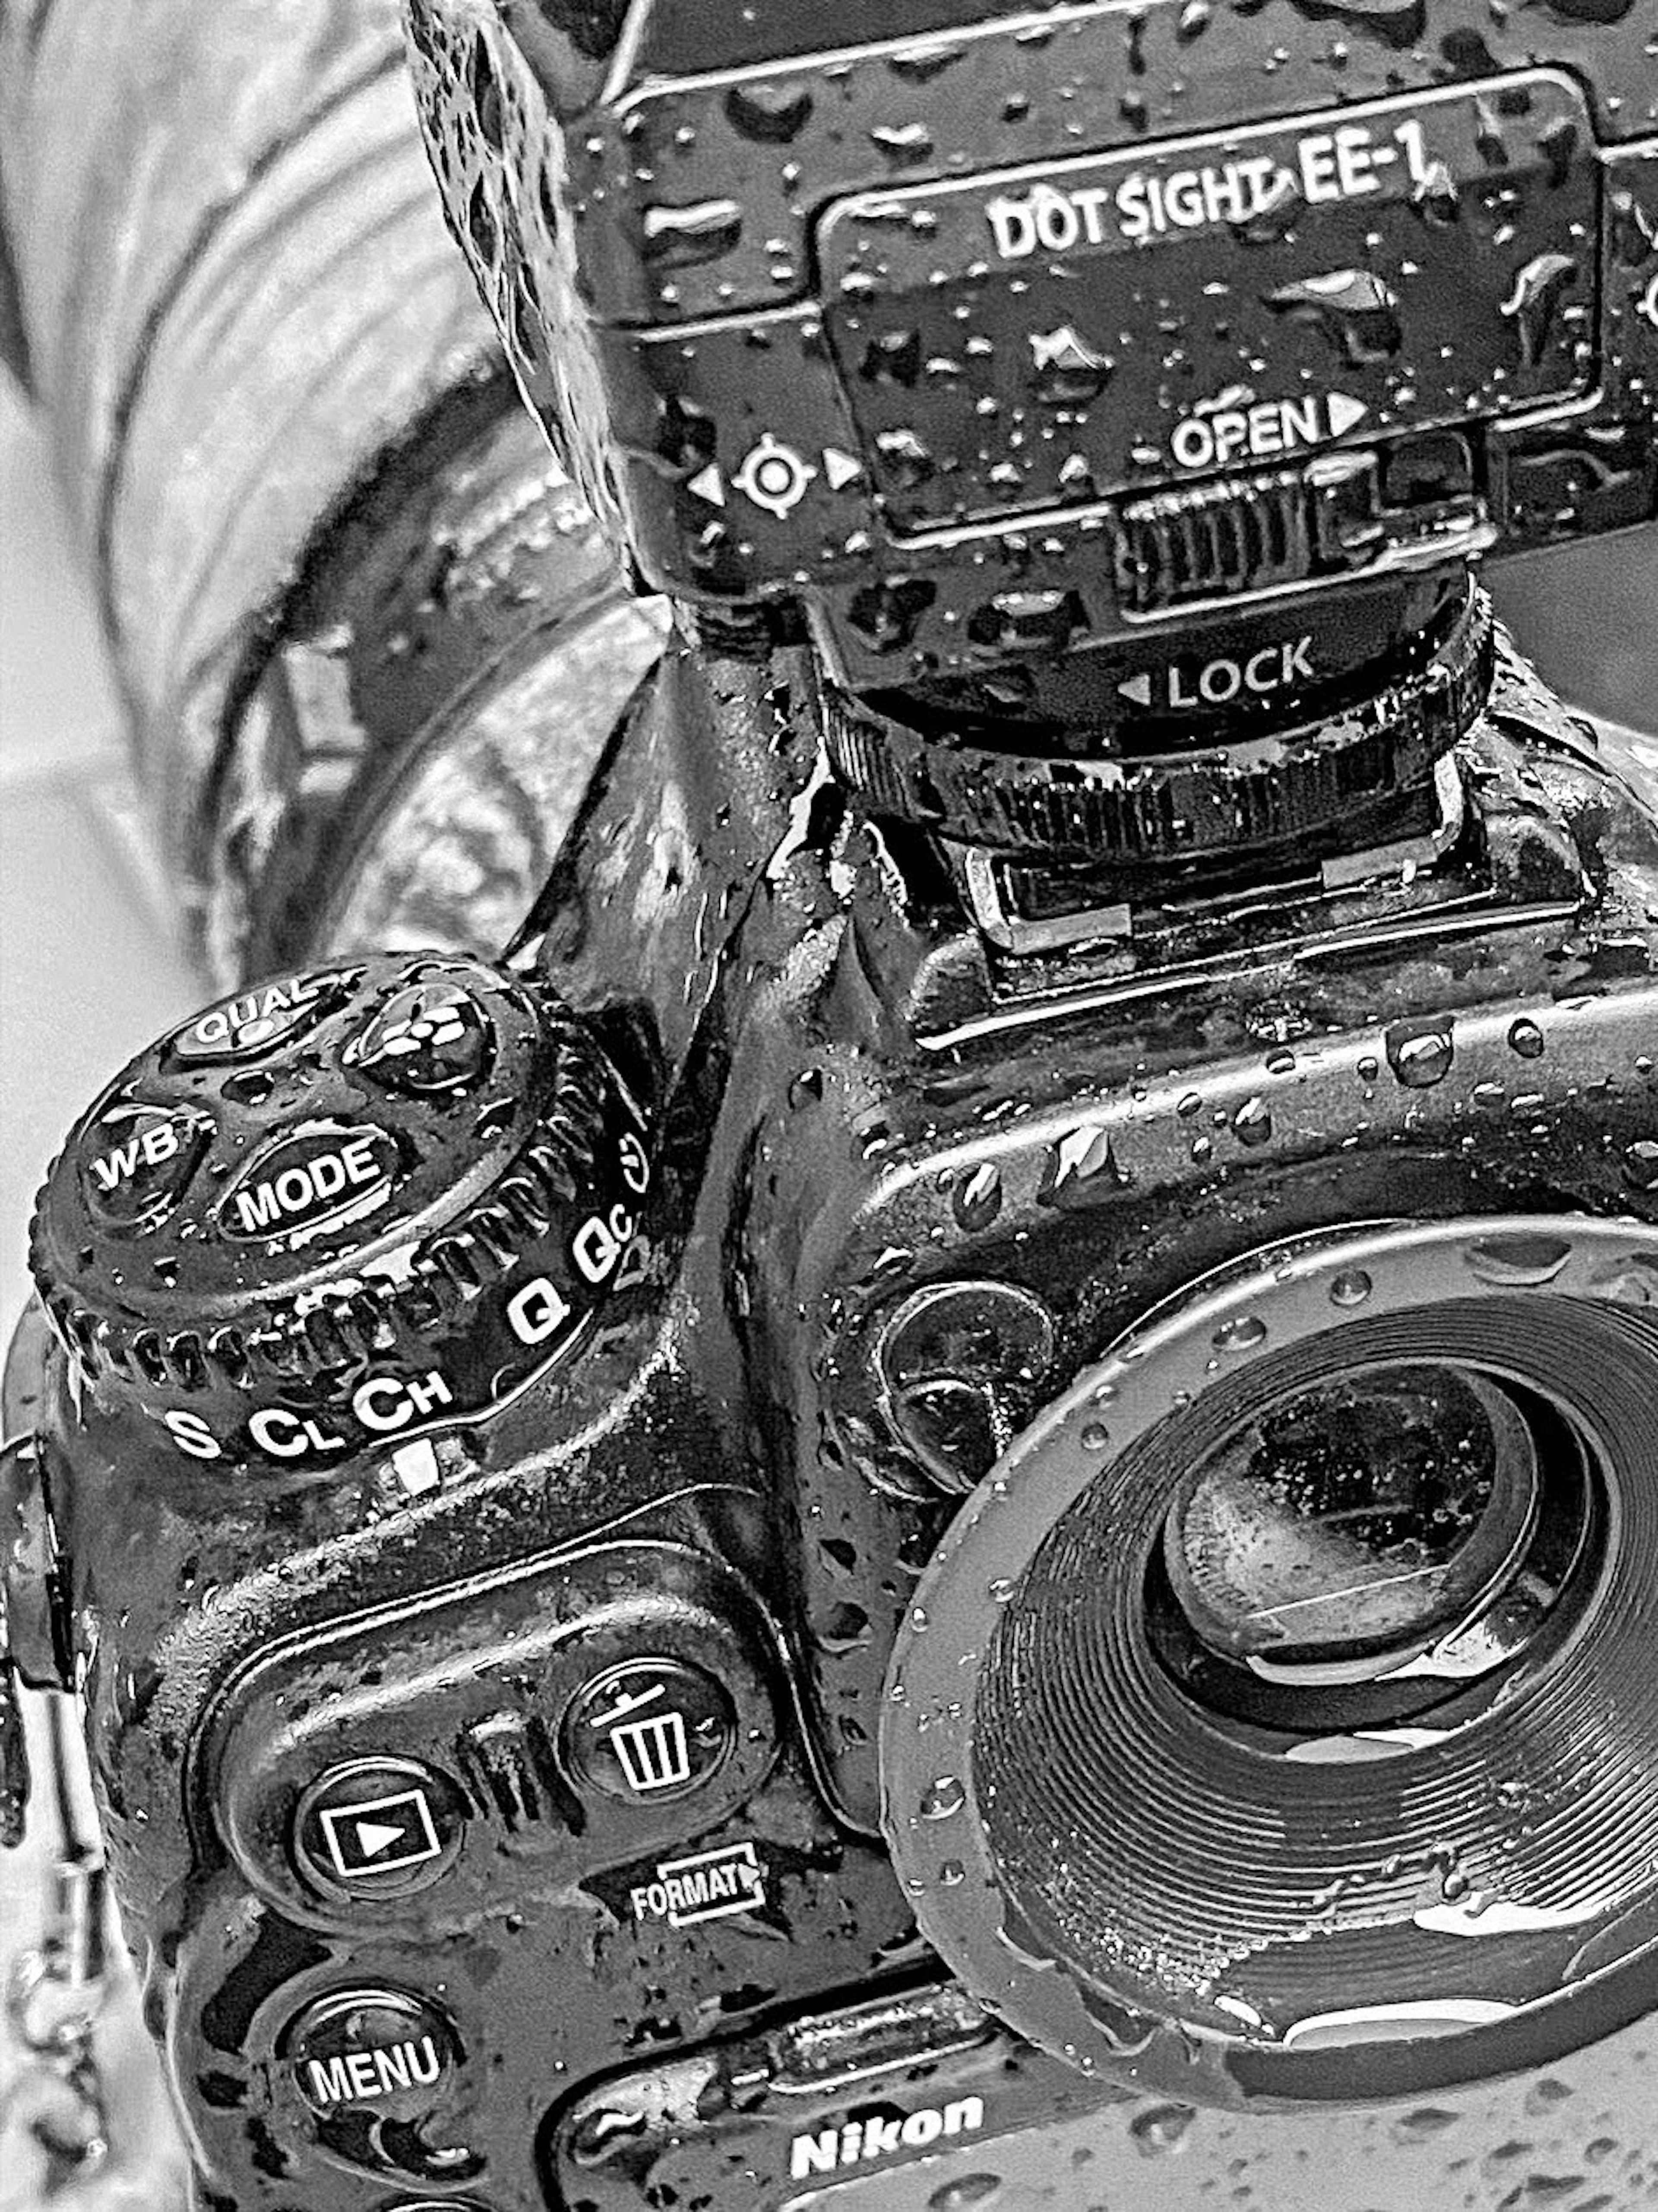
[29,955,652,1472]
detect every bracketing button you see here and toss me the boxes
[167,968,347,1064]
[293,1758,466,1899]
[78,1104,212,1232]
[342,975,492,1095]
[282,1986,459,2123]
[563,1658,737,1804]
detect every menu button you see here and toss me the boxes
[282,1987,460,2124]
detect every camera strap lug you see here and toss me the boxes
[0,1692,115,2196]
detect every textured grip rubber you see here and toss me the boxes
[29,953,651,1474]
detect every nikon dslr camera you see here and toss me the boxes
[4,3,1658,2208]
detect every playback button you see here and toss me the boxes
[293,1758,467,1900]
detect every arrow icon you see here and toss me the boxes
[353,1817,410,1858]
[687,462,725,506]
[317,1784,444,1879]
[1327,392,1369,438]
[1116,672,1154,707]
[822,446,861,491]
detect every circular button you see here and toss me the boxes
[563,1658,737,1804]
[217,1121,402,1247]
[78,1103,213,1233]
[167,969,351,1064]
[281,1987,461,2124]
[293,1758,467,1900]
[342,976,491,1095]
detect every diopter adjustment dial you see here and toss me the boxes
[28,955,652,1473]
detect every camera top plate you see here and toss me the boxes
[408,0,1658,690]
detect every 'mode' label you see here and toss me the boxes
[220,1125,398,1244]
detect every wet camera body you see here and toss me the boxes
[6,4,1658,2210]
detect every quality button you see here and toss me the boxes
[168,968,347,1064]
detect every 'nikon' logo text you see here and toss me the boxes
[790,2096,985,2179]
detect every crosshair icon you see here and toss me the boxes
[732,434,818,518]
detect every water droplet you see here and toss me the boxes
[927,2176,1000,2212]
[871,121,934,165]
[1386,1020,1455,1087]
[819,1601,872,1653]
[1590,1254,1658,1305]
[1177,1091,1205,1119]
[939,1859,967,1888]
[1411,156,1461,225]
[1190,1135,1214,1164]
[1212,1314,1267,1351]
[1499,250,1579,368]
[1392,2107,1460,2144]
[1265,1047,1297,1075]
[1042,1122,1129,1202]
[1507,1017,1546,1059]
[1329,1268,1374,1306]
[988,1576,1017,1602]
[1266,267,1402,364]
[1621,1141,1658,1192]
[1357,1054,1381,1082]
[1081,1420,1111,1451]
[921,1775,966,1820]
[888,38,965,84]
[1232,1096,1273,1147]
[1029,323,1114,408]
[876,426,936,489]
[953,1161,1004,1231]
[1130,2103,1196,2156]
[1465,1231,1573,1286]
[724,80,812,142]
[640,197,743,269]
[861,327,923,387]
